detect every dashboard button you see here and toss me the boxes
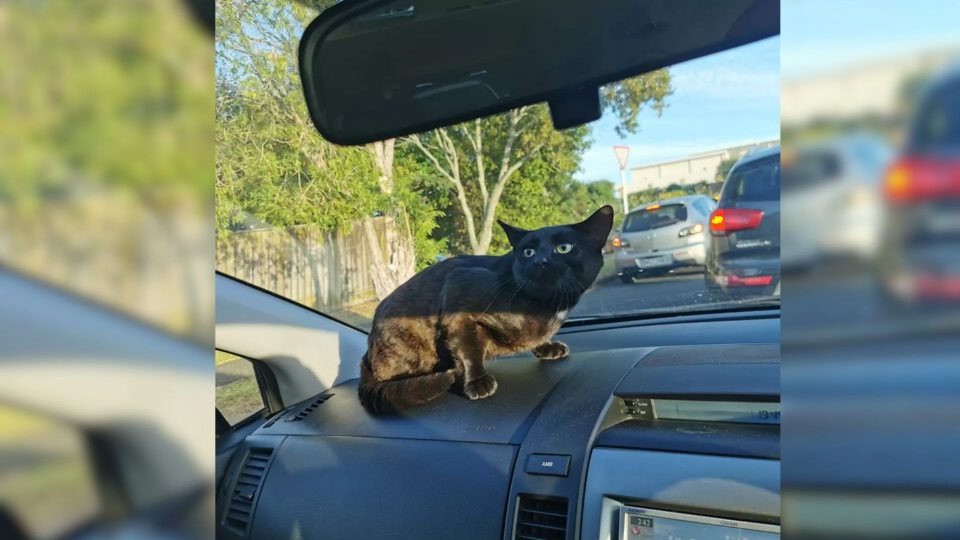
[526,454,571,476]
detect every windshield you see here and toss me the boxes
[622,204,688,232]
[215,2,780,329]
[912,80,960,151]
[720,155,781,204]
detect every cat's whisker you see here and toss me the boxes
[506,278,524,311]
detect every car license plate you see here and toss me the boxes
[635,255,670,268]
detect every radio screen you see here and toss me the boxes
[622,507,779,540]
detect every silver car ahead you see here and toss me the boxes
[613,195,716,283]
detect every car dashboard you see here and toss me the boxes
[216,312,780,540]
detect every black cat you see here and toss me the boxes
[359,205,614,413]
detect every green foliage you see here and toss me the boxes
[897,70,934,117]
[216,0,440,267]
[781,115,897,147]
[411,70,673,255]
[0,0,213,206]
[216,0,376,233]
[487,108,592,252]
[600,69,673,137]
[715,157,739,182]
[627,181,721,211]
[392,155,449,268]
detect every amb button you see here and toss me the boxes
[526,454,571,477]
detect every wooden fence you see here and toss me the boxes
[0,192,212,342]
[216,219,388,311]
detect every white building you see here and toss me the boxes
[781,48,959,127]
[628,139,778,192]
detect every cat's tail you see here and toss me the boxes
[358,354,456,414]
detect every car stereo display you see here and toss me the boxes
[621,507,779,540]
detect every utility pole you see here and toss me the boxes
[613,145,630,215]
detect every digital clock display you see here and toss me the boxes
[621,507,779,540]
[620,398,781,425]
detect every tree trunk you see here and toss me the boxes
[473,111,529,255]
[367,138,416,300]
[361,216,415,300]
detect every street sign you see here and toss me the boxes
[613,145,630,170]
[613,146,631,215]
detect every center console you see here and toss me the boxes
[582,343,780,540]
[616,505,779,540]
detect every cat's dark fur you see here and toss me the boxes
[358,205,614,414]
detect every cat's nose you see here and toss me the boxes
[534,257,548,266]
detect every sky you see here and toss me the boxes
[576,37,780,183]
[781,0,960,80]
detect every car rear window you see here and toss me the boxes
[720,154,780,204]
[782,151,840,192]
[912,81,960,151]
[692,198,714,215]
[622,204,688,232]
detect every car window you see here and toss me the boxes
[721,154,781,204]
[912,81,960,151]
[215,2,780,323]
[215,351,265,426]
[622,204,688,232]
[694,198,713,215]
[782,151,840,192]
[0,406,100,539]
[849,139,893,179]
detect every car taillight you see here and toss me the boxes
[709,208,764,235]
[718,274,774,287]
[884,157,960,203]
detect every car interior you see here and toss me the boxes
[215,273,779,540]
[6,1,960,540]
[214,1,781,539]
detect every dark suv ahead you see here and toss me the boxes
[881,65,960,303]
[705,145,781,297]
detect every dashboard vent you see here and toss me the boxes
[223,447,273,536]
[289,393,333,421]
[515,495,568,540]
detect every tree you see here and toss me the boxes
[409,106,583,254]
[410,73,673,255]
[715,157,739,182]
[1,0,214,339]
[216,0,426,299]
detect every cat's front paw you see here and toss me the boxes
[464,374,498,400]
[533,341,570,361]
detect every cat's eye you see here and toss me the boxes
[555,243,573,254]
[522,248,535,257]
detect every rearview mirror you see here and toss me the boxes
[299,0,778,145]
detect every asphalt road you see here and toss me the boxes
[574,263,959,339]
[783,268,960,341]
[572,267,715,317]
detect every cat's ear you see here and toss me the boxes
[498,220,530,247]
[572,205,614,249]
